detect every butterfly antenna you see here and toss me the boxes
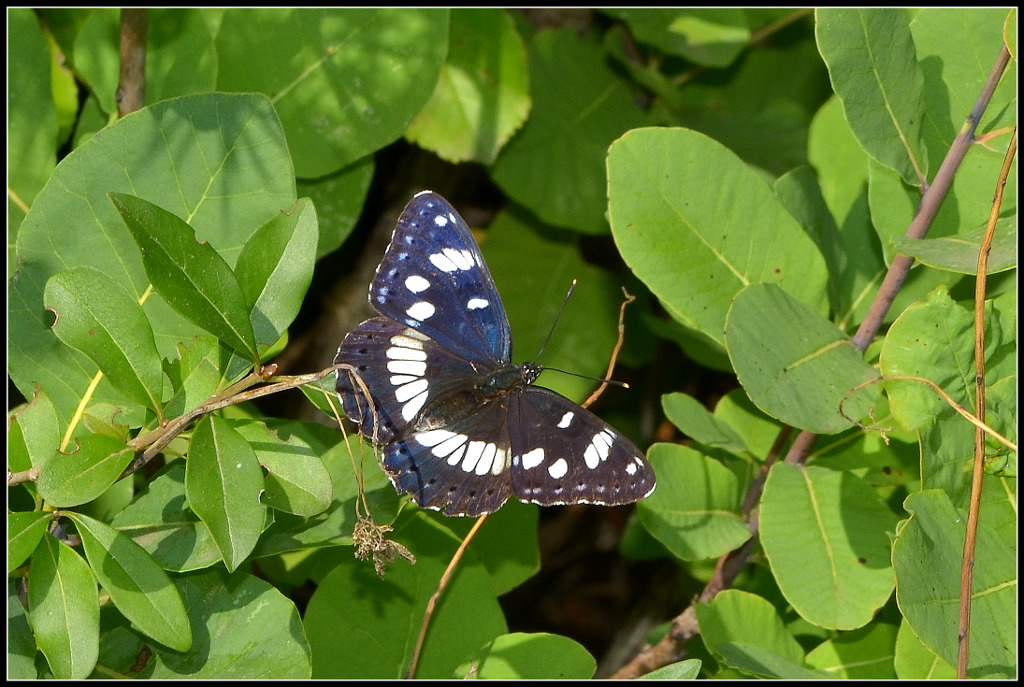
[532,279,577,364]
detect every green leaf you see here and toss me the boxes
[868,9,1016,263]
[806,623,898,679]
[111,463,222,572]
[891,219,1017,275]
[815,8,928,185]
[879,287,989,432]
[893,617,956,679]
[185,416,266,571]
[8,511,52,573]
[697,590,806,669]
[234,198,318,349]
[7,7,58,261]
[10,93,294,426]
[231,419,332,517]
[215,8,449,177]
[436,500,539,597]
[639,658,702,679]
[603,8,750,68]
[893,489,1016,678]
[725,284,881,434]
[141,569,311,678]
[492,28,650,234]
[406,8,531,165]
[7,388,61,476]
[296,156,374,260]
[110,193,258,361]
[8,579,37,678]
[27,533,99,679]
[44,266,164,415]
[66,512,192,651]
[760,463,899,630]
[637,444,751,560]
[35,433,134,508]
[454,632,596,679]
[305,512,507,678]
[661,392,750,457]
[608,127,829,347]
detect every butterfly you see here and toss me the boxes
[334,191,655,516]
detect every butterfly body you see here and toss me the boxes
[335,191,655,516]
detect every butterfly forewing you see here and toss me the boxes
[370,191,511,367]
[509,387,656,506]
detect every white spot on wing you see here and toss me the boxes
[434,215,448,227]
[467,298,488,310]
[416,429,456,447]
[386,346,426,361]
[394,378,428,402]
[429,252,458,272]
[400,390,427,421]
[522,448,545,470]
[462,441,485,473]
[492,448,508,475]
[432,433,468,458]
[387,360,426,376]
[548,457,568,480]
[390,334,425,350]
[405,275,430,293]
[475,443,497,476]
[406,301,435,321]
[557,412,574,429]
[446,443,467,466]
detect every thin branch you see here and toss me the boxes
[117,9,147,117]
[405,515,489,679]
[958,124,1016,680]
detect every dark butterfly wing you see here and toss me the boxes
[369,191,511,367]
[335,316,482,444]
[509,387,656,507]
[382,403,514,517]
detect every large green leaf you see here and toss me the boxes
[760,463,898,630]
[27,533,99,679]
[893,489,1016,678]
[9,93,294,429]
[110,193,258,361]
[68,512,192,651]
[815,8,928,185]
[304,512,507,678]
[492,28,650,234]
[608,127,829,348]
[44,266,164,414]
[637,444,751,561]
[726,284,880,434]
[405,8,530,165]
[185,416,266,571]
[215,8,449,177]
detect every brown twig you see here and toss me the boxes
[405,514,489,679]
[958,124,1016,679]
[117,9,147,117]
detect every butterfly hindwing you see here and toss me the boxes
[382,402,515,517]
[369,191,511,367]
[509,387,656,507]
